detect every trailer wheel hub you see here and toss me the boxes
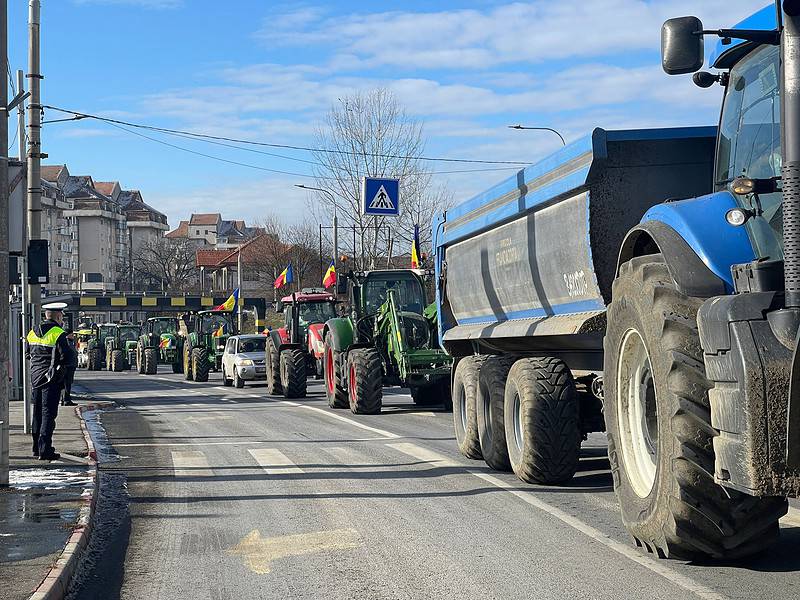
[617,328,658,498]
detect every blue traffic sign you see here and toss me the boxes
[362,177,400,217]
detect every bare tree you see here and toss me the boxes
[309,88,451,270]
[131,238,198,292]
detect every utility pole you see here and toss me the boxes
[16,69,29,434]
[27,0,42,322]
[1,0,11,487]
[237,244,242,331]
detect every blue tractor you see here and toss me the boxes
[434,3,800,560]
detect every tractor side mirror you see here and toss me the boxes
[274,301,285,313]
[661,16,704,75]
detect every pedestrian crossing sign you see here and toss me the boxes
[362,177,400,216]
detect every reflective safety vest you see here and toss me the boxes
[27,324,66,388]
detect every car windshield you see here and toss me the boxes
[298,302,337,325]
[363,277,426,315]
[238,338,266,353]
[151,320,175,336]
[201,313,232,334]
[716,44,782,259]
[119,328,138,342]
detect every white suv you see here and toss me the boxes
[221,335,267,388]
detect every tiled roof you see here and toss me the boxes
[41,165,67,182]
[196,248,232,267]
[166,220,189,239]
[189,213,221,226]
[94,181,119,196]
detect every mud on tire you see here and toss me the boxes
[347,348,383,414]
[605,254,787,560]
[281,348,308,399]
[452,356,486,460]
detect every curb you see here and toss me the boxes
[28,401,115,600]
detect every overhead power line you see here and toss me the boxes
[41,105,530,166]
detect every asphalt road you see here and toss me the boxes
[66,367,800,600]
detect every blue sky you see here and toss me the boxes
[7,0,764,229]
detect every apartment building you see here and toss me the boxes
[166,213,260,248]
[39,166,76,291]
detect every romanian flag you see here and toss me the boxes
[411,224,421,269]
[322,259,336,289]
[213,288,239,312]
[213,324,225,337]
[159,336,170,349]
[274,264,293,289]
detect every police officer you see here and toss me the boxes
[27,302,71,460]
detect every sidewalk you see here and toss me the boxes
[0,387,94,600]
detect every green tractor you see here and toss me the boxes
[322,270,452,414]
[181,310,237,382]
[136,317,183,375]
[85,323,115,371]
[105,323,141,372]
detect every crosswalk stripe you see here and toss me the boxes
[385,442,458,467]
[249,449,304,474]
[171,450,213,477]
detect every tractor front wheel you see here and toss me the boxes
[265,338,282,396]
[183,346,194,381]
[192,348,209,382]
[324,334,348,409]
[111,349,124,373]
[144,348,158,375]
[280,349,307,398]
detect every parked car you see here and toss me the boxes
[221,334,267,388]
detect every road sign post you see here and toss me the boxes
[361,177,400,217]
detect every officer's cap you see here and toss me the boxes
[42,302,68,312]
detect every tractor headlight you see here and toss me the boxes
[238,358,254,366]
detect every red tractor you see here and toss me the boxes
[265,289,338,398]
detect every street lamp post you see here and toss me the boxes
[508,124,567,146]
[295,184,339,278]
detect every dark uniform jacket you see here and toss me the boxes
[27,320,70,388]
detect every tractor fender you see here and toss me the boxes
[617,192,755,298]
[307,324,326,358]
[323,318,354,352]
[267,329,299,353]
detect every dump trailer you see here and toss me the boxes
[433,3,800,561]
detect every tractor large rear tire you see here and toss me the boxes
[324,333,348,409]
[144,348,158,375]
[477,356,515,471]
[453,356,485,460]
[111,349,124,373]
[347,348,383,414]
[192,348,209,382]
[281,349,308,399]
[605,254,787,560]
[265,338,282,396]
[504,357,580,484]
[183,346,194,381]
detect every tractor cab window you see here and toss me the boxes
[151,320,175,336]
[363,277,426,315]
[119,328,138,343]
[716,43,783,260]
[201,313,232,335]
[298,302,337,325]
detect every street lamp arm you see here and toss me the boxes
[508,125,566,146]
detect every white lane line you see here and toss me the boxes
[171,450,213,477]
[249,449,304,474]
[298,404,399,439]
[782,506,800,527]
[119,441,270,447]
[384,443,727,600]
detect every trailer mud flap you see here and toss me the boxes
[698,291,800,496]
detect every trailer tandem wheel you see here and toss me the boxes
[347,348,383,414]
[477,356,515,471]
[605,254,787,560]
[503,357,580,484]
[452,356,486,460]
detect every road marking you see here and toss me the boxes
[298,404,399,439]
[249,449,304,474]
[384,443,727,600]
[387,442,458,467]
[185,414,234,423]
[783,506,800,527]
[228,528,361,575]
[117,441,271,447]
[171,450,213,477]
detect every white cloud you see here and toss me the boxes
[257,1,759,71]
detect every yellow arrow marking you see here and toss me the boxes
[227,529,361,574]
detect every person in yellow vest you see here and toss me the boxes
[27,302,71,460]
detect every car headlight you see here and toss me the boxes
[238,359,254,366]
